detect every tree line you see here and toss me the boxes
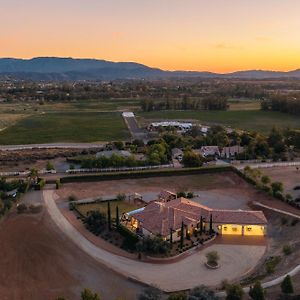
[140,95,228,112]
[261,93,300,116]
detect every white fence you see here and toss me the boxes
[65,164,174,174]
[236,161,300,170]
[0,169,56,177]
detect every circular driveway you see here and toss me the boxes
[44,190,266,292]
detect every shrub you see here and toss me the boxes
[56,179,61,190]
[85,211,107,235]
[188,285,218,300]
[167,293,187,300]
[249,281,265,300]
[68,195,77,202]
[17,203,27,214]
[225,284,244,300]
[281,275,294,295]
[291,219,299,226]
[187,192,194,199]
[177,191,187,198]
[282,244,292,256]
[138,287,162,300]
[206,251,220,267]
[265,256,281,274]
[46,161,55,171]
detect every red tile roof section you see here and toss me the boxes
[131,197,267,236]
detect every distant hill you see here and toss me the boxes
[0,57,300,80]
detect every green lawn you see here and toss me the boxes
[138,110,300,133]
[0,112,129,145]
[76,200,140,218]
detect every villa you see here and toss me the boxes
[125,193,267,241]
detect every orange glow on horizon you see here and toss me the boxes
[1,0,300,73]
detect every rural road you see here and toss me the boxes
[122,115,148,140]
[0,142,105,151]
[43,189,265,292]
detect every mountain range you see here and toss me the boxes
[0,57,300,81]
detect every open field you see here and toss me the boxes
[0,112,129,144]
[76,200,140,218]
[228,99,261,111]
[138,110,300,133]
[0,99,140,114]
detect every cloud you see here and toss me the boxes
[212,43,243,50]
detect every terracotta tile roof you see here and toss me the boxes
[131,197,267,237]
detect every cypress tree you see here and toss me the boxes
[249,281,265,300]
[199,216,203,235]
[116,205,120,229]
[107,201,111,231]
[209,214,213,235]
[281,275,294,295]
[180,221,184,249]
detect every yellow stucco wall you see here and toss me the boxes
[243,225,265,236]
[221,224,243,235]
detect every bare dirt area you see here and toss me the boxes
[0,199,142,300]
[57,172,253,207]
[262,166,300,199]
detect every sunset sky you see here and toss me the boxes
[1,0,300,72]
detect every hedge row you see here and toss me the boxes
[60,165,233,183]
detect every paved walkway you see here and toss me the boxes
[253,201,300,219]
[43,189,266,292]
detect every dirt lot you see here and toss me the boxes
[0,201,142,300]
[261,166,300,199]
[57,172,253,206]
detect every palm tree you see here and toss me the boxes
[28,168,38,184]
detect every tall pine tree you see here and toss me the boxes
[107,201,111,231]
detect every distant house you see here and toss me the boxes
[194,146,220,158]
[126,196,267,240]
[148,121,193,132]
[221,146,244,159]
[171,148,184,161]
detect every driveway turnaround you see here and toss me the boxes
[43,190,266,292]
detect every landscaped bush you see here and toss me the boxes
[68,195,77,202]
[85,211,107,235]
[118,224,139,251]
[136,236,169,255]
[206,251,220,267]
[283,244,292,256]
[34,178,46,190]
[17,203,27,214]
[265,256,281,274]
